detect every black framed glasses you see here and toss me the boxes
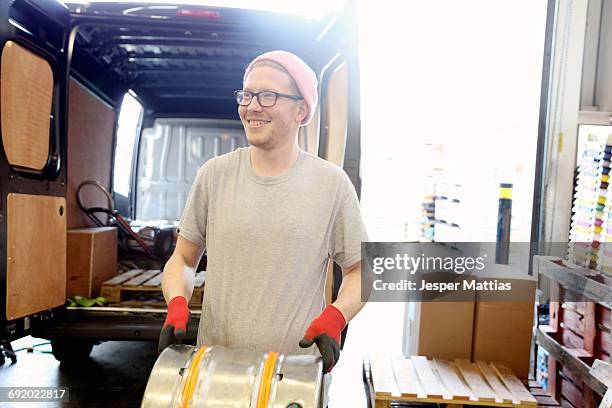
[234,90,303,107]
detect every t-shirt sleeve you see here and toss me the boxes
[177,161,213,247]
[330,173,368,269]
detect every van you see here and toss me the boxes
[0,0,361,365]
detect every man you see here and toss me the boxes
[159,50,366,381]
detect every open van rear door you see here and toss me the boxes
[307,0,361,347]
[0,0,71,341]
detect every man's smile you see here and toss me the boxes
[247,119,271,128]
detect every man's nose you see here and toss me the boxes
[247,96,263,112]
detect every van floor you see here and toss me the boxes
[0,337,157,408]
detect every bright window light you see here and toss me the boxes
[113,92,143,197]
[359,0,548,242]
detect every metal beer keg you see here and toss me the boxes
[141,345,324,408]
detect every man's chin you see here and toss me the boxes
[247,134,272,149]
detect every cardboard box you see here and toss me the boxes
[404,301,475,360]
[471,281,536,379]
[67,227,117,298]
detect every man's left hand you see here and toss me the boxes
[299,305,346,373]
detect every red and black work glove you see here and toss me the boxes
[299,304,346,373]
[158,296,190,354]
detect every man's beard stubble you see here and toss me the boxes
[247,120,292,150]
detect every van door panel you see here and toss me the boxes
[0,41,54,170]
[6,193,66,320]
[323,61,348,167]
[0,0,70,338]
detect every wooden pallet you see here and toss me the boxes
[100,269,205,308]
[366,355,538,407]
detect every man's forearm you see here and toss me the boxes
[161,254,196,303]
[332,263,364,322]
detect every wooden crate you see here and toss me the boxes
[100,269,205,308]
[365,355,538,407]
[67,227,117,298]
[545,284,603,408]
[527,380,561,407]
[596,304,611,363]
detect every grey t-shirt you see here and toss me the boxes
[178,147,366,356]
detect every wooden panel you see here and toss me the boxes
[560,377,583,408]
[595,348,610,363]
[324,61,348,167]
[565,301,586,316]
[476,360,517,404]
[590,359,612,388]
[123,270,160,286]
[534,393,562,406]
[548,356,559,399]
[598,305,611,326]
[550,283,560,331]
[411,356,446,399]
[562,364,584,387]
[562,308,585,336]
[433,359,472,401]
[454,359,498,402]
[390,356,423,398]
[600,389,612,408]
[560,397,578,408]
[596,303,612,358]
[101,269,145,286]
[491,362,538,406]
[66,79,116,228]
[0,41,52,170]
[584,302,596,354]
[369,356,400,397]
[6,194,66,320]
[597,304,612,345]
[67,227,117,297]
[561,326,585,349]
[142,272,163,287]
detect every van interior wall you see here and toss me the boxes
[67,78,116,228]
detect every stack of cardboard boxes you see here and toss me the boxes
[405,283,536,379]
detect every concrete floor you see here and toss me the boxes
[0,302,405,407]
[0,338,158,408]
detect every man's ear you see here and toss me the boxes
[296,101,307,124]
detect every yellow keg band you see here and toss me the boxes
[181,346,208,408]
[499,187,512,199]
[256,351,279,408]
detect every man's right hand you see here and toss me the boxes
[158,296,190,354]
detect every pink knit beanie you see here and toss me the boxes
[243,50,318,125]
